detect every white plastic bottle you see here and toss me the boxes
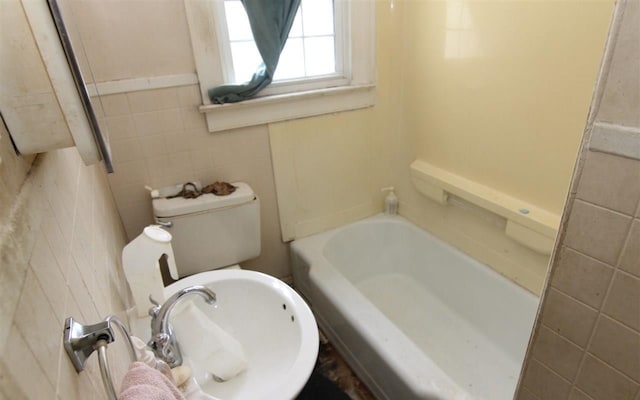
[381,187,398,215]
[130,336,175,380]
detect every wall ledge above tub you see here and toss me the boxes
[409,159,560,255]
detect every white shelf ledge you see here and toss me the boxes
[199,84,376,132]
[410,159,560,255]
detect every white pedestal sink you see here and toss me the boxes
[164,269,319,400]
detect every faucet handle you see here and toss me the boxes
[148,295,161,318]
[149,294,160,307]
[154,332,178,367]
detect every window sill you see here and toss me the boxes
[199,84,376,132]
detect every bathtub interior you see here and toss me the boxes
[322,219,538,359]
[293,215,539,400]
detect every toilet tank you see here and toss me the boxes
[152,182,260,277]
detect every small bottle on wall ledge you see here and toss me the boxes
[381,187,398,215]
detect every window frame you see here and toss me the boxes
[184,0,376,132]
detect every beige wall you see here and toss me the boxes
[517,1,640,398]
[402,0,612,214]
[269,1,403,242]
[396,0,612,294]
[270,0,612,293]
[268,2,401,240]
[65,0,195,82]
[0,123,131,398]
[394,0,612,293]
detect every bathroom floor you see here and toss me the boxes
[297,331,375,400]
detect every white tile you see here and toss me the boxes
[13,270,61,386]
[98,93,131,117]
[29,231,67,320]
[127,87,180,113]
[164,131,192,153]
[0,235,29,350]
[177,85,203,107]
[133,109,183,136]
[590,123,640,161]
[110,183,152,210]
[66,260,100,323]
[189,149,215,172]
[111,160,149,187]
[4,324,55,400]
[139,134,168,158]
[105,115,137,141]
[109,137,143,163]
[181,106,208,131]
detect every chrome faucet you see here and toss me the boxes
[148,285,217,367]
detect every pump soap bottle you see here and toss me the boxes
[381,187,398,215]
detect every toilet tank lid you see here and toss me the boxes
[153,182,255,217]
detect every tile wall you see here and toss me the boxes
[517,149,640,400]
[96,85,289,277]
[516,1,640,399]
[0,121,132,399]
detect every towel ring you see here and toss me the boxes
[96,339,117,400]
[64,314,137,400]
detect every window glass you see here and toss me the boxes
[223,0,336,83]
[224,1,253,41]
[289,7,303,37]
[304,37,335,76]
[301,0,334,36]
[275,38,305,80]
[230,41,261,82]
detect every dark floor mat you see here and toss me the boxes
[296,369,351,400]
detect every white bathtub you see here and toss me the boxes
[291,214,538,400]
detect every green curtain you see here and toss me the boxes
[208,0,302,104]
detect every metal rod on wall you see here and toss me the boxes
[46,0,114,173]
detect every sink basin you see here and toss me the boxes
[163,270,319,400]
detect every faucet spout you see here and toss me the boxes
[148,285,216,367]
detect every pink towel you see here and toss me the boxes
[119,362,186,400]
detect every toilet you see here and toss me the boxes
[151,181,261,278]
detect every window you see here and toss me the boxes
[218,0,340,85]
[184,0,376,132]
